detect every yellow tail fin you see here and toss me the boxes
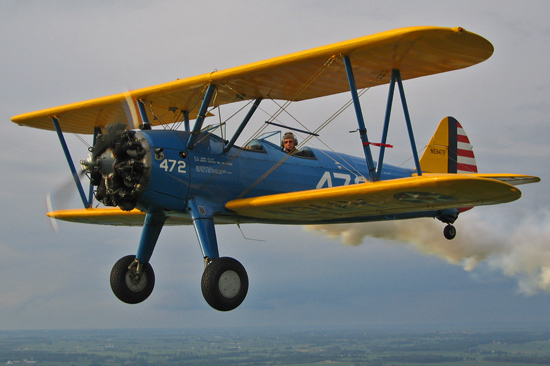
[420,117,477,173]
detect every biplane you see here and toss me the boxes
[12,26,539,311]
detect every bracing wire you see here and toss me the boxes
[398,145,426,168]
[73,133,91,149]
[187,55,389,199]
[191,56,339,198]
[236,71,386,198]
[146,84,209,130]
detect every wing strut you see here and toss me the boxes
[187,84,216,150]
[183,111,190,132]
[87,127,102,204]
[344,60,423,181]
[223,97,263,153]
[52,117,91,208]
[395,69,422,176]
[137,99,151,130]
[376,70,396,179]
[377,69,422,178]
[343,56,377,182]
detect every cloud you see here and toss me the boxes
[307,209,550,295]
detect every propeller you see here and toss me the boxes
[45,168,87,233]
[123,91,141,130]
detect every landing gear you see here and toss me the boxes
[110,255,155,304]
[443,224,456,240]
[189,199,248,311]
[107,200,249,310]
[437,209,459,240]
[201,257,248,311]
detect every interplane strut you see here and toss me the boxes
[343,58,422,180]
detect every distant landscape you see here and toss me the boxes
[2,326,550,365]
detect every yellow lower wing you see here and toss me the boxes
[47,208,191,226]
[48,174,536,225]
[226,174,523,222]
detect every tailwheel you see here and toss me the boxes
[110,255,155,304]
[201,257,248,311]
[443,224,457,240]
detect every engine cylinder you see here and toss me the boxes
[87,125,151,211]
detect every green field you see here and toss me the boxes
[2,327,550,365]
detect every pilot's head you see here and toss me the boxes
[282,132,298,152]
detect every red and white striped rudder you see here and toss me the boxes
[419,117,478,174]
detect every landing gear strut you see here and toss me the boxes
[190,199,249,311]
[108,199,250,311]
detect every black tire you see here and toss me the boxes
[444,224,456,240]
[110,255,155,304]
[201,257,248,311]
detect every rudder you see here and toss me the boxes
[419,117,477,173]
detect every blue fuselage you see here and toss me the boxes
[132,130,446,225]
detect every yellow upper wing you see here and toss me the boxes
[225,174,521,222]
[12,26,493,134]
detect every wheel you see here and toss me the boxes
[110,255,155,304]
[201,257,248,311]
[443,224,456,240]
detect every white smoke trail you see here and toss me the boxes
[306,210,550,295]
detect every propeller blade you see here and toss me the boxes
[46,169,88,233]
[46,192,59,233]
[123,91,141,130]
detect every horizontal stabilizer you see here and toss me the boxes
[226,174,521,223]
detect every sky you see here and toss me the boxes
[1,0,550,331]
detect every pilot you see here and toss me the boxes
[282,131,314,157]
[282,132,299,154]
